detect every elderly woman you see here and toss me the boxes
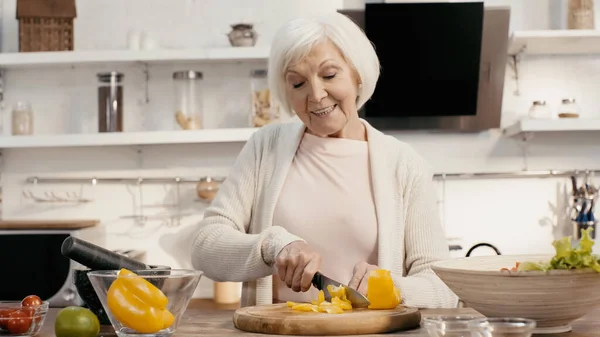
[190,11,457,309]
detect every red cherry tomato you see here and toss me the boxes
[7,310,32,334]
[0,309,15,329]
[21,295,42,308]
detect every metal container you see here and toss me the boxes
[173,71,203,130]
[97,72,124,132]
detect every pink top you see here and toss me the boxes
[272,132,379,303]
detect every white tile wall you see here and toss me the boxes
[1,0,600,298]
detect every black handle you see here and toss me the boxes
[465,243,501,257]
[311,272,323,290]
[61,236,149,271]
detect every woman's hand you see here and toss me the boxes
[348,261,379,295]
[275,241,321,292]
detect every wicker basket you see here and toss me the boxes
[16,0,77,52]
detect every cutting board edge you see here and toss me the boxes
[232,304,422,336]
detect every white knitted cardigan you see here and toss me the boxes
[190,119,458,308]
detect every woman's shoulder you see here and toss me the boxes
[366,124,433,180]
[248,121,304,149]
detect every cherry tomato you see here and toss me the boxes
[21,295,42,308]
[7,310,32,334]
[21,307,41,325]
[0,309,15,329]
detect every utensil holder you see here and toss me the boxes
[573,220,596,239]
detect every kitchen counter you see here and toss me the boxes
[36,300,600,336]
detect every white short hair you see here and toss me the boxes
[268,12,380,115]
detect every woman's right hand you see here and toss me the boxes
[275,241,321,292]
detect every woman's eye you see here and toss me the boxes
[293,82,304,89]
[324,73,337,80]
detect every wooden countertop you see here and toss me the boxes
[36,299,600,336]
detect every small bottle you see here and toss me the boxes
[557,98,580,118]
[11,101,34,135]
[528,101,551,119]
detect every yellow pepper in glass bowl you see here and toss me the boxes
[87,268,202,337]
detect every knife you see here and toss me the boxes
[311,271,370,308]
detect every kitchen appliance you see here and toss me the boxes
[311,272,370,308]
[0,222,106,307]
[339,4,510,131]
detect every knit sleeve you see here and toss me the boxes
[391,165,459,308]
[190,133,303,282]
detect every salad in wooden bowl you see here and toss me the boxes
[431,228,600,334]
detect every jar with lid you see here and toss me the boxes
[12,101,34,135]
[558,98,580,118]
[250,69,280,127]
[97,72,124,132]
[528,100,551,119]
[173,71,203,130]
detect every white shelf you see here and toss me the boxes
[503,118,600,137]
[0,47,270,68]
[508,30,600,56]
[0,128,259,148]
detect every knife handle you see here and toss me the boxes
[311,271,323,290]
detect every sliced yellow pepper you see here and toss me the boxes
[107,268,174,333]
[366,269,401,309]
[288,288,352,314]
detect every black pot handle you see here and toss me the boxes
[466,243,501,257]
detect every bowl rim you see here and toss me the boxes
[467,317,537,331]
[0,300,50,315]
[431,254,600,276]
[87,268,203,279]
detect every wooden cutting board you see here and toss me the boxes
[233,303,421,335]
[0,219,100,230]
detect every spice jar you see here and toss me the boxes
[173,71,203,130]
[250,70,280,127]
[528,100,551,119]
[11,101,33,135]
[558,98,580,118]
[97,72,124,133]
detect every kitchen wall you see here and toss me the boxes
[1,0,600,299]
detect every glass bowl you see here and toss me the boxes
[87,269,202,337]
[468,317,536,337]
[0,300,49,336]
[423,315,479,337]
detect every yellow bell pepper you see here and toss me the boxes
[287,287,353,314]
[366,269,401,309]
[107,268,174,333]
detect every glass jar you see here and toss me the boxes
[173,71,203,130]
[528,100,551,119]
[97,72,124,132]
[558,98,580,118]
[250,69,280,127]
[12,101,34,135]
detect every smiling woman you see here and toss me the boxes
[190,12,458,309]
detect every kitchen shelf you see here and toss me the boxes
[0,128,259,148]
[0,47,270,68]
[508,30,600,56]
[503,118,600,137]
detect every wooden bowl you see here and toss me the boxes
[431,254,600,334]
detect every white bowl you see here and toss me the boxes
[431,254,600,334]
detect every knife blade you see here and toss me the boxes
[311,271,370,308]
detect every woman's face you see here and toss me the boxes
[284,39,362,138]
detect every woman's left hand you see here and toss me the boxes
[348,261,380,296]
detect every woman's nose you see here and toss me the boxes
[308,82,327,102]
